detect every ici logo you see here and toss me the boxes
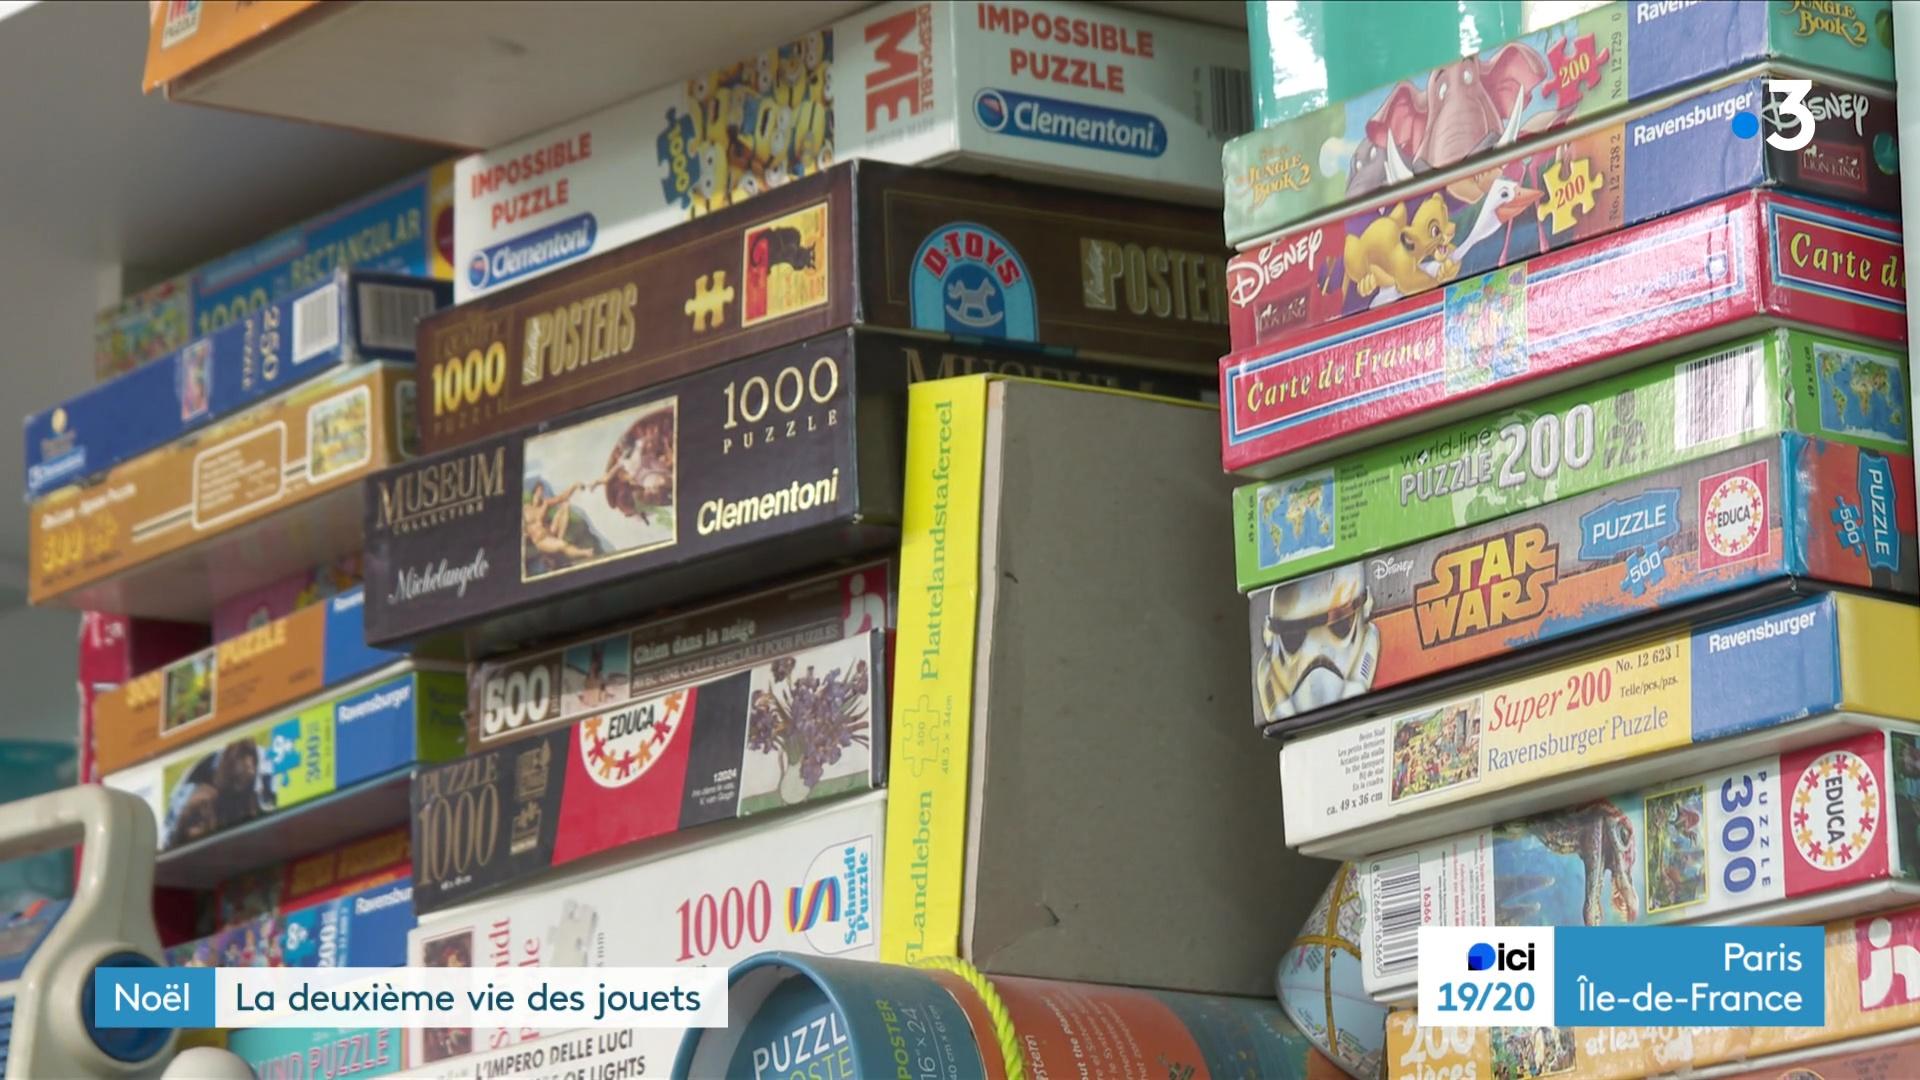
[1468,942,1535,973]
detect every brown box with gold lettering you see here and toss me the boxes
[418,159,1227,454]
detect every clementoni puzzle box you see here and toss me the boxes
[1224,0,1896,246]
[1278,590,1920,860]
[1233,330,1911,592]
[452,0,1246,302]
[1220,190,1908,477]
[423,158,1224,453]
[1362,727,1920,1004]
[1249,435,1915,733]
[1222,70,1898,349]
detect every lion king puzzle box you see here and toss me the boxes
[410,628,885,914]
[1362,727,1920,1005]
[1223,0,1896,247]
[452,0,1246,302]
[363,329,915,656]
[424,158,1224,454]
[1233,330,1910,593]
[1221,189,1908,477]
[1222,69,1898,348]
[1249,434,1916,733]
[404,790,882,1070]
[1279,590,1920,860]
[28,361,416,622]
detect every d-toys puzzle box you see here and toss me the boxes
[1249,434,1916,732]
[1223,0,1896,246]
[1233,330,1911,592]
[452,0,1247,301]
[1279,590,1920,859]
[1363,727,1920,1004]
[1223,70,1898,348]
[1221,189,1908,477]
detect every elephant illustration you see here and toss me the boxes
[1348,42,1557,201]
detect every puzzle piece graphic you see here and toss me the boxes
[1542,34,1611,112]
[1621,543,1670,597]
[1833,496,1866,555]
[686,271,735,332]
[1537,158,1605,234]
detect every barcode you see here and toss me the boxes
[1204,65,1252,141]
[1369,853,1424,979]
[1673,342,1763,449]
[292,284,343,365]
[356,282,440,354]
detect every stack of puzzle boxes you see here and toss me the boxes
[1217,2,1920,1075]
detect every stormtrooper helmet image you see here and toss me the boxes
[1254,563,1380,723]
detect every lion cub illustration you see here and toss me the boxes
[1343,193,1459,301]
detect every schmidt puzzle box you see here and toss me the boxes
[1224,0,1896,246]
[1234,330,1911,592]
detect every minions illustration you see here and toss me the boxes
[659,31,835,219]
[1254,564,1381,723]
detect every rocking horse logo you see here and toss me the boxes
[909,222,1038,341]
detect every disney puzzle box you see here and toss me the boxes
[1279,590,1920,859]
[410,628,886,913]
[452,0,1246,301]
[404,792,882,1070]
[1223,0,1895,246]
[1363,726,1920,1003]
[1249,434,1916,732]
[1220,189,1908,477]
[422,158,1224,454]
[1222,69,1898,349]
[28,270,444,500]
[1233,330,1909,592]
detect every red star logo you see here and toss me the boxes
[1862,814,1877,833]
[1809,841,1825,859]
[617,751,637,778]
[1859,773,1876,794]
[652,720,673,746]
[1839,842,1855,861]
[1803,772,1821,790]
[1541,35,1610,111]
[1794,808,1809,828]
[589,733,608,761]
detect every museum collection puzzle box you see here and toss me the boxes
[404,791,882,1069]
[1279,591,1920,859]
[452,0,1247,300]
[1223,0,1896,246]
[364,329,915,654]
[465,560,893,752]
[30,362,416,622]
[1222,71,1898,348]
[410,629,885,913]
[423,158,1224,453]
[1233,329,1910,592]
[1221,190,1908,476]
[1363,727,1920,1003]
[1248,435,1916,730]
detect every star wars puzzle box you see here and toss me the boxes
[422,158,1223,455]
[364,329,920,656]
[1221,189,1908,477]
[28,361,416,623]
[1279,590,1920,860]
[1249,434,1916,733]
[1223,0,1895,247]
[452,0,1247,302]
[1232,329,1911,593]
[1221,69,1898,350]
[403,791,882,1072]
[1362,726,1920,1004]
[410,627,886,914]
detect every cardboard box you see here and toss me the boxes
[1387,893,1920,1078]
[466,559,894,752]
[1279,591,1920,859]
[364,329,913,654]
[1363,728,1920,1004]
[883,376,1332,996]
[104,668,465,853]
[225,1029,403,1080]
[1251,435,1916,732]
[426,160,1224,453]
[144,1,321,92]
[1220,190,1909,477]
[76,612,207,783]
[1223,71,1898,350]
[411,628,886,913]
[1225,2,1897,246]
[210,554,362,643]
[168,874,415,968]
[211,826,409,930]
[35,271,442,499]
[29,362,415,621]
[404,791,882,1069]
[1713,1038,1920,1080]
[451,1,1246,302]
[95,164,453,381]
[1232,330,1912,592]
